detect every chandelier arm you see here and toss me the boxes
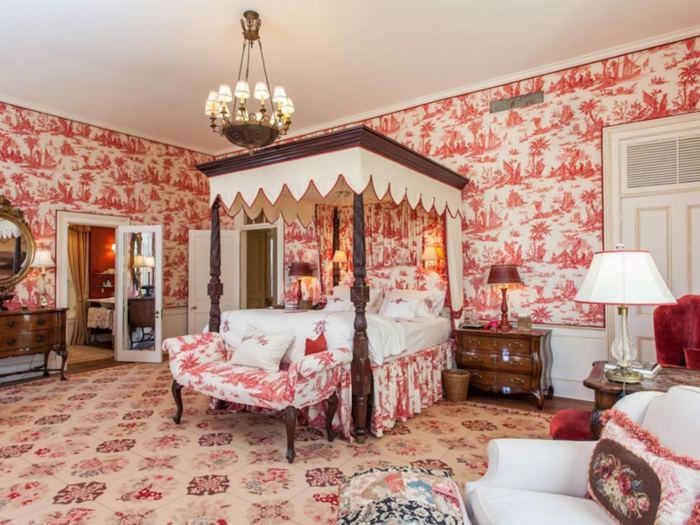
[257,39,276,118]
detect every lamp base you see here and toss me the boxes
[605,366,644,384]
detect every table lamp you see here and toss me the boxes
[421,246,439,270]
[31,249,55,309]
[487,264,522,331]
[331,250,347,287]
[289,262,313,305]
[575,245,676,383]
[133,255,147,297]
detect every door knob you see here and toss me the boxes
[190,306,197,311]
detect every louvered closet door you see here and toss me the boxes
[619,132,700,363]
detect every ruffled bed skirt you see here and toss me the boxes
[371,340,456,436]
[214,340,455,441]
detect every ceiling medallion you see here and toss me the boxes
[205,10,294,152]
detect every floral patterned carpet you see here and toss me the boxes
[0,363,551,524]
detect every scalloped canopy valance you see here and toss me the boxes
[196,126,468,226]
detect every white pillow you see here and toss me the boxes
[230,329,294,372]
[380,297,420,319]
[383,290,445,318]
[332,286,384,313]
[324,297,353,312]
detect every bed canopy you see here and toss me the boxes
[196,125,468,442]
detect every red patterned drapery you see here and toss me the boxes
[315,200,446,296]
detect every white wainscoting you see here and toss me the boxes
[541,324,608,401]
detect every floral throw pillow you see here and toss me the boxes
[588,409,700,524]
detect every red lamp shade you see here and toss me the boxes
[487,264,522,286]
[487,264,522,331]
[289,262,313,277]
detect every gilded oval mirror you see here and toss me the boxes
[0,196,36,290]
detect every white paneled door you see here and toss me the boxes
[188,230,240,334]
[621,192,700,362]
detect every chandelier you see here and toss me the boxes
[205,10,294,151]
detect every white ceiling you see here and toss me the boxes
[1,0,699,155]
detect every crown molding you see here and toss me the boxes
[213,24,700,157]
[0,93,215,156]
[2,24,699,159]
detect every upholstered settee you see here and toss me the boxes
[465,386,700,524]
[654,294,700,368]
[164,332,352,463]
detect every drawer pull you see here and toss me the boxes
[471,372,483,380]
[37,318,46,325]
[511,359,524,366]
[36,335,45,343]
[492,341,498,347]
[467,355,482,364]
[8,321,16,328]
[508,341,524,349]
[467,338,482,345]
[7,338,16,345]
[510,377,525,386]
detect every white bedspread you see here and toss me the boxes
[219,309,405,366]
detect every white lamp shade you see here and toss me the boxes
[217,84,233,103]
[144,256,155,268]
[282,97,295,116]
[272,86,287,103]
[331,250,347,263]
[253,82,270,101]
[133,255,146,268]
[575,250,676,306]
[31,249,54,268]
[234,81,250,100]
[421,246,438,262]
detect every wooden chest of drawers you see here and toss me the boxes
[0,308,68,380]
[455,327,553,409]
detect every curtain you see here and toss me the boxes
[317,200,445,285]
[68,225,90,345]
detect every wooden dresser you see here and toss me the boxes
[455,327,553,409]
[0,308,68,381]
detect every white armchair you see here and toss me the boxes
[465,386,700,525]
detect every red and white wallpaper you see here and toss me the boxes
[0,102,214,309]
[286,36,700,326]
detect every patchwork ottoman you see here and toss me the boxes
[337,466,468,525]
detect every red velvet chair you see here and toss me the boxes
[653,295,700,369]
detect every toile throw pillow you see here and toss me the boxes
[588,409,700,525]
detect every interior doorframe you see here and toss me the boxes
[238,216,284,308]
[602,112,700,351]
[55,211,130,310]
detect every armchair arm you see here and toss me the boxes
[612,390,665,425]
[292,347,353,379]
[466,438,596,499]
[165,332,227,378]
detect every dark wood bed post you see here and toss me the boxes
[351,193,371,444]
[332,207,340,287]
[208,198,223,333]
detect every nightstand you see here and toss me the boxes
[455,327,553,409]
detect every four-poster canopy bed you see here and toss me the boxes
[195,125,468,442]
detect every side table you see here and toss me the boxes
[584,360,700,437]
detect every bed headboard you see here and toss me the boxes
[340,265,446,292]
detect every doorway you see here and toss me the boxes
[56,211,129,372]
[240,215,283,309]
[245,228,277,308]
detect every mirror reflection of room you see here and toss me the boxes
[0,218,28,283]
[125,231,156,350]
